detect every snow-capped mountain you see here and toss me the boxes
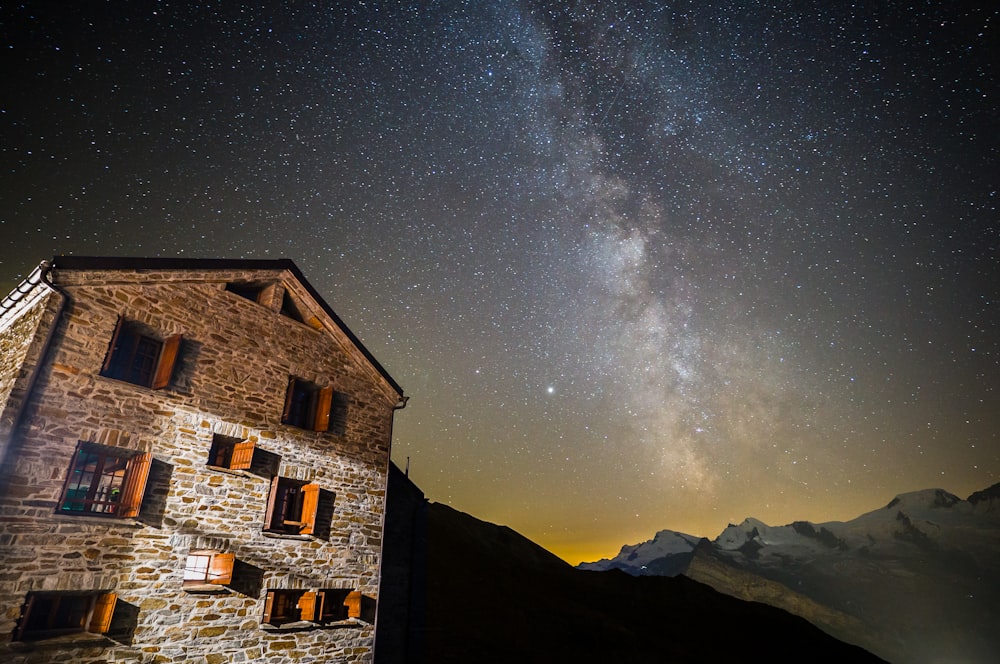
[578,528,705,576]
[578,483,1000,664]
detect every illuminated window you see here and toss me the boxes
[14,591,117,641]
[183,551,234,588]
[100,317,181,389]
[184,554,210,582]
[58,442,151,518]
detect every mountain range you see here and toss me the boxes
[578,484,1000,664]
[419,501,886,663]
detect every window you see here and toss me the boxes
[58,442,151,518]
[279,290,323,329]
[101,317,181,389]
[282,377,348,434]
[263,477,319,535]
[226,281,275,304]
[261,589,361,627]
[183,550,234,588]
[14,591,117,641]
[313,589,358,623]
[262,590,305,627]
[208,434,254,471]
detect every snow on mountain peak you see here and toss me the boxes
[577,529,702,573]
[884,488,962,512]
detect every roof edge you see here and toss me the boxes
[49,256,404,397]
[51,256,298,272]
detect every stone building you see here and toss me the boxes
[0,257,406,663]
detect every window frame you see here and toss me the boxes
[100,316,181,389]
[261,590,305,627]
[282,376,348,434]
[224,281,276,305]
[14,591,117,641]
[314,589,353,623]
[207,434,255,471]
[57,442,151,519]
[263,476,320,535]
[182,550,235,589]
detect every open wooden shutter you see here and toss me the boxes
[299,484,320,535]
[262,476,281,530]
[151,334,181,389]
[345,590,362,619]
[89,593,117,634]
[208,552,235,585]
[230,439,255,470]
[262,591,275,625]
[101,316,125,375]
[281,377,297,424]
[316,591,329,621]
[119,452,152,518]
[298,591,317,621]
[13,594,36,641]
[313,387,333,432]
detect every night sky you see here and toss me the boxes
[2,2,997,564]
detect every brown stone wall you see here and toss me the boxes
[0,267,398,663]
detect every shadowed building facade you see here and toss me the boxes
[0,257,405,663]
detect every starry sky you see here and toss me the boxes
[2,2,997,564]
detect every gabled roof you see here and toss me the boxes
[49,256,403,397]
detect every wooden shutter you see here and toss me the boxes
[316,591,329,621]
[208,552,235,585]
[262,591,275,625]
[313,387,333,432]
[299,484,320,535]
[119,452,151,518]
[89,593,117,634]
[151,334,181,389]
[230,439,255,470]
[101,316,125,375]
[13,594,36,641]
[263,476,281,530]
[298,591,317,621]
[281,377,297,424]
[345,590,362,619]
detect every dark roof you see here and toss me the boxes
[50,256,403,397]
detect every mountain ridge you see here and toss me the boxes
[424,501,886,662]
[577,483,1000,664]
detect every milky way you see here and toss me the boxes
[2,1,997,562]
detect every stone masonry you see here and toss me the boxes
[0,257,405,663]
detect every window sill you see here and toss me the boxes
[182,584,230,594]
[261,619,362,632]
[93,373,162,392]
[50,513,144,528]
[261,531,312,541]
[9,632,111,650]
[205,464,251,478]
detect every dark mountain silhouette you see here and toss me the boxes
[421,502,886,663]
